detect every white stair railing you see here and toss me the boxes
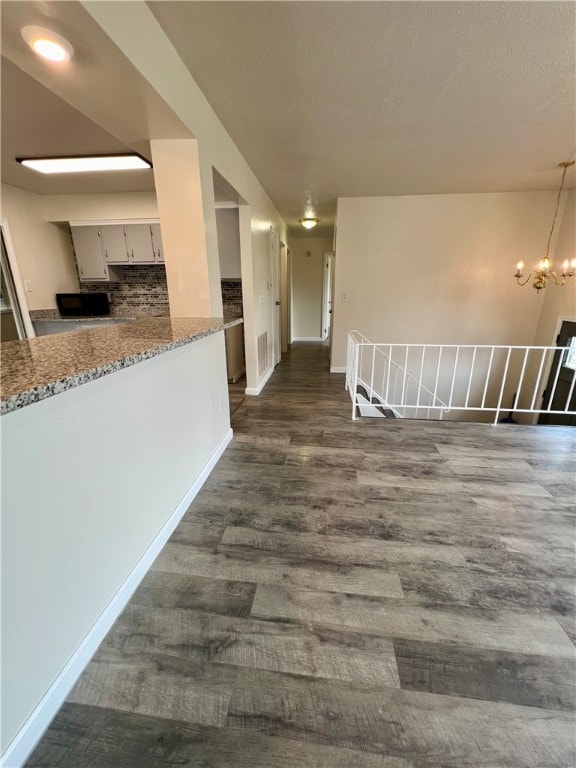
[346,330,576,424]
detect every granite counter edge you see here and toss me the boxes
[1,323,229,416]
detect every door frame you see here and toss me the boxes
[321,251,334,342]
[1,219,35,338]
[533,314,576,424]
[269,226,281,366]
[280,242,289,354]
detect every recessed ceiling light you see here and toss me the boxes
[21,26,74,62]
[299,217,319,230]
[17,155,152,174]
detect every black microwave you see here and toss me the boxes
[56,292,110,317]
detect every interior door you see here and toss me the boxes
[280,242,289,353]
[321,251,334,341]
[270,228,281,366]
[539,320,576,426]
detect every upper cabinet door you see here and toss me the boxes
[99,225,129,264]
[150,223,164,263]
[125,224,156,263]
[71,226,109,281]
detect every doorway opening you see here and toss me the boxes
[213,169,248,416]
[1,223,30,341]
[539,319,576,426]
[270,227,281,367]
[321,251,334,343]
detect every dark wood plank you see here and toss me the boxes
[218,526,467,567]
[251,586,576,657]
[393,638,576,711]
[226,667,576,767]
[396,564,576,616]
[100,603,400,687]
[152,544,404,598]
[67,652,237,727]
[131,571,256,617]
[26,703,412,768]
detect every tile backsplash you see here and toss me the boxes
[221,279,243,314]
[82,265,169,315]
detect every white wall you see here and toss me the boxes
[216,207,242,279]
[290,236,331,340]
[332,191,560,368]
[43,191,159,222]
[0,184,78,310]
[1,333,230,762]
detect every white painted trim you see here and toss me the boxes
[0,219,35,339]
[214,201,239,209]
[245,363,274,395]
[0,428,232,768]
[229,367,246,384]
[69,218,160,227]
[292,336,322,342]
[529,313,576,425]
[330,366,346,373]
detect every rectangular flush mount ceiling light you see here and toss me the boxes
[17,154,152,174]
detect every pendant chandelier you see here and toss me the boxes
[515,160,575,292]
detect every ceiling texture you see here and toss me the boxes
[1,1,575,236]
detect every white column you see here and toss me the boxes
[151,138,216,317]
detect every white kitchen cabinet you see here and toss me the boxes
[99,225,129,264]
[151,223,164,262]
[71,226,109,281]
[71,221,164,276]
[125,224,156,263]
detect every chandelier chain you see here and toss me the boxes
[545,162,570,258]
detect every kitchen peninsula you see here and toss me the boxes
[1,316,237,765]
[1,315,243,413]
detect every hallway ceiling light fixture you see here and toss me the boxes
[515,160,575,292]
[299,217,319,230]
[21,26,74,62]
[17,154,152,174]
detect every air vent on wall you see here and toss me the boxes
[257,332,268,375]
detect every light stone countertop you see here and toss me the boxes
[1,315,243,415]
[29,307,169,322]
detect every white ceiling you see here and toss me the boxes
[2,0,576,232]
[149,0,576,235]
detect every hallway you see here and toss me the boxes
[28,343,576,767]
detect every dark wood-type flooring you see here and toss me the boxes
[27,343,576,767]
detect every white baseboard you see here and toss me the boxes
[0,428,233,768]
[330,366,346,373]
[228,367,246,384]
[245,363,274,395]
[292,337,322,342]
